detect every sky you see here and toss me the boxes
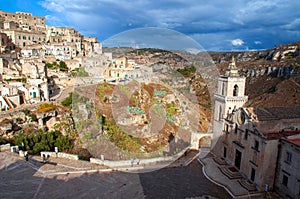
[1,0,300,51]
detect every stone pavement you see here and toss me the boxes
[0,151,143,199]
[0,150,232,199]
[199,153,281,199]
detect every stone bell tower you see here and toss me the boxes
[213,56,248,137]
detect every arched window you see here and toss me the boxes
[233,84,239,96]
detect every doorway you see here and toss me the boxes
[234,149,242,169]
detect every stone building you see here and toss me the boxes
[46,26,83,54]
[1,29,46,47]
[0,10,46,32]
[105,57,139,79]
[0,32,16,53]
[0,11,46,47]
[0,10,102,59]
[275,135,300,198]
[212,56,248,143]
[212,57,300,191]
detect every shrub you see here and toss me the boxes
[59,61,68,72]
[37,103,57,113]
[177,66,196,77]
[61,92,73,107]
[14,130,73,155]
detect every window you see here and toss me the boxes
[233,84,239,96]
[250,168,256,181]
[245,129,248,140]
[282,175,288,187]
[286,152,292,164]
[23,36,26,40]
[223,147,227,158]
[254,140,259,151]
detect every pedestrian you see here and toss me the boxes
[130,158,134,167]
[137,159,140,165]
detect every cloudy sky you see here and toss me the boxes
[1,0,300,51]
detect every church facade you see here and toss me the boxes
[212,57,300,191]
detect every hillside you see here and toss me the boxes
[103,42,300,117]
[209,42,300,107]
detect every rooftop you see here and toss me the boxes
[285,138,300,147]
[267,131,299,139]
[249,106,300,121]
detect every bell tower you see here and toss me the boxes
[213,56,248,136]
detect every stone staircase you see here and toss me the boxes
[238,179,257,192]
[219,166,243,179]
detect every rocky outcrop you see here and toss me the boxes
[0,119,12,132]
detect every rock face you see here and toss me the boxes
[46,117,57,131]
[0,119,12,132]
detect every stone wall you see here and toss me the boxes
[40,151,79,160]
[275,137,300,198]
[0,143,10,151]
[53,77,104,88]
[90,147,189,167]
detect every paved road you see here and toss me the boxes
[0,151,232,199]
[139,160,231,199]
[51,86,74,102]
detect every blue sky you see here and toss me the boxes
[1,0,300,51]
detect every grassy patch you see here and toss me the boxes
[37,103,57,113]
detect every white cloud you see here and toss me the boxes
[254,41,262,45]
[283,18,300,30]
[38,0,300,51]
[45,15,66,26]
[231,39,244,46]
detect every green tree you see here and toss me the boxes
[13,130,73,155]
[59,61,68,71]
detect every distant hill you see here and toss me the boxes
[103,41,300,108]
[209,41,300,108]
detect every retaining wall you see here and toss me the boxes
[40,151,79,160]
[0,143,11,151]
[90,147,189,167]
